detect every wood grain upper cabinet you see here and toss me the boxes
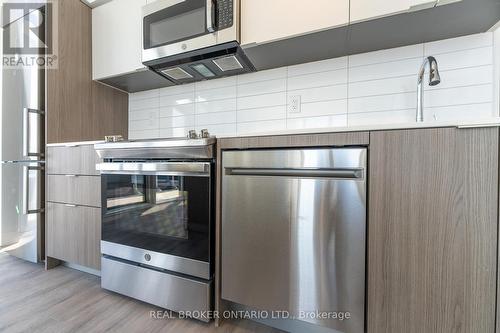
[47,0,128,144]
[368,127,498,333]
[241,0,349,46]
[350,0,437,23]
[92,0,146,80]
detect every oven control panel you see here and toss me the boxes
[217,0,233,30]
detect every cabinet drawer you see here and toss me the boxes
[46,202,101,270]
[47,175,101,207]
[47,144,100,175]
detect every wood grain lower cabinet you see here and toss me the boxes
[47,145,100,176]
[368,127,498,333]
[47,175,101,208]
[46,202,101,270]
[46,143,102,271]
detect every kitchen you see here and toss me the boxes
[0,0,499,332]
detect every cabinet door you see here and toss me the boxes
[350,0,436,23]
[92,0,146,80]
[368,128,498,333]
[47,175,102,207]
[46,202,101,270]
[46,145,100,176]
[241,0,349,45]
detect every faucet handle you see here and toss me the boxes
[188,130,198,139]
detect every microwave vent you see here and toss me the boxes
[212,55,243,72]
[161,67,193,80]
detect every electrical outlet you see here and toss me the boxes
[288,95,301,114]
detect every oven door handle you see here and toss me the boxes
[96,162,211,177]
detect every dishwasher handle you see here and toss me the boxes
[225,167,364,179]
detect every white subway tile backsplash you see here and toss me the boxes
[433,46,493,71]
[349,44,423,67]
[159,127,190,138]
[349,58,423,82]
[237,67,287,85]
[237,92,287,110]
[349,109,415,126]
[237,78,287,97]
[128,31,498,139]
[237,119,286,135]
[159,84,194,96]
[424,65,493,90]
[424,103,494,122]
[425,84,493,108]
[129,97,159,111]
[195,123,237,136]
[196,111,237,126]
[195,76,237,91]
[287,69,348,90]
[425,32,493,55]
[237,106,287,122]
[159,104,195,118]
[349,76,415,98]
[129,129,159,140]
[288,85,348,103]
[159,115,195,128]
[287,114,347,129]
[129,108,159,121]
[196,99,237,114]
[287,57,348,77]
[129,89,159,101]
[129,119,158,131]
[160,92,195,107]
[349,92,416,113]
[289,100,347,118]
[196,86,237,102]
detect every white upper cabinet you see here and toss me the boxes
[350,0,438,24]
[92,0,146,80]
[241,0,349,46]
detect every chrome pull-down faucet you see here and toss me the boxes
[416,56,441,122]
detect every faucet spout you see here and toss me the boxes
[417,56,441,122]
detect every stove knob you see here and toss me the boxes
[200,129,210,138]
[144,253,151,262]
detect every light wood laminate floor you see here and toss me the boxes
[0,253,281,333]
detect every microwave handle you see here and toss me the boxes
[206,0,215,32]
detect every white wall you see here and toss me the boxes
[129,31,498,139]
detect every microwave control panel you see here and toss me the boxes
[217,0,233,30]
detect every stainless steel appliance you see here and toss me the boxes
[95,138,215,319]
[142,0,255,85]
[222,148,367,333]
[0,8,46,263]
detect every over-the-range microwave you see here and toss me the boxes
[142,0,255,85]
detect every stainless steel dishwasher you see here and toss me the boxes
[221,148,366,333]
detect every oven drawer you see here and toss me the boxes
[47,144,100,175]
[101,257,212,319]
[47,175,101,207]
[101,241,210,280]
[46,202,101,270]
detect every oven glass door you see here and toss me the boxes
[102,172,211,262]
[144,0,211,50]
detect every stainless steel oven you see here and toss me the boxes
[94,138,215,318]
[142,0,255,85]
